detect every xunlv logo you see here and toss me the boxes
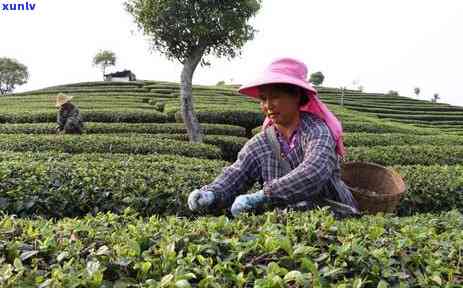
[1,2,36,11]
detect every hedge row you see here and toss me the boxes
[338,101,463,112]
[0,152,230,218]
[2,133,463,166]
[175,109,264,131]
[0,151,462,218]
[346,145,463,166]
[38,81,145,88]
[11,87,150,96]
[0,122,246,137]
[0,134,221,160]
[381,118,463,126]
[0,110,167,123]
[1,99,148,106]
[340,106,463,116]
[344,133,463,147]
[251,122,438,136]
[0,103,153,111]
[321,98,456,108]
[0,209,462,287]
[320,96,426,105]
[127,133,248,162]
[376,113,463,122]
[5,92,169,99]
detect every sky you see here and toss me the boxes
[1,0,463,106]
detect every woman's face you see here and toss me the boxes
[259,85,300,126]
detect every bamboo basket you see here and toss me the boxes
[341,161,407,214]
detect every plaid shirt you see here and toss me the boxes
[199,112,359,211]
[275,122,300,155]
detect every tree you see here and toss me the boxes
[124,0,261,143]
[309,71,324,86]
[431,93,440,103]
[387,90,399,96]
[0,57,29,95]
[92,50,116,80]
[414,87,420,98]
[216,80,225,86]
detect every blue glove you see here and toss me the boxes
[231,190,268,217]
[188,189,215,211]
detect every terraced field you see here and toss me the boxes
[0,81,462,287]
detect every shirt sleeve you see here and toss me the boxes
[199,140,260,209]
[263,121,338,204]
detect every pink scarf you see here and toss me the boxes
[262,94,347,158]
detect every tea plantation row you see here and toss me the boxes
[0,151,462,218]
[0,209,461,287]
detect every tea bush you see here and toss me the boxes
[347,145,463,166]
[0,152,462,218]
[0,110,167,124]
[0,134,221,159]
[0,209,461,287]
[0,122,246,137]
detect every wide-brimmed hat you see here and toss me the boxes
[55,93,73,107]
[238,57,318,99]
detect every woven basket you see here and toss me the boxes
[341,161,406,214]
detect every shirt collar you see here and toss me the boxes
[274,120,301,140]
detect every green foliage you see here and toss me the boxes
[0,209,462,287]
[0,57,29,95]
[0,151,462,218]
[387,90,399,96]
[344,133,463,147]
[252,121,439,136]
[375,113,463,122]
[140,133,248,162]
[0,152,229,218]
[176,109,264,131]
[0,134,221,159]
[309,71,325,86]
[0,110,167,124]
[3,78,463,287]
[347,145,463,166]
[0,122,246,137]
[394,165,463,215]
[92,50,116,78]
[124,0,261,63]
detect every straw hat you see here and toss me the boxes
[55,93,73,108]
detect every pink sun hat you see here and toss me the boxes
[238,57,318,99]
[238,57,347,158]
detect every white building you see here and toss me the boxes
[104,70,136,82]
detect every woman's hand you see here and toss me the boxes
[188,189,215,211]
[231,190,267,217]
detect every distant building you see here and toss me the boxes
[104,70,136,82]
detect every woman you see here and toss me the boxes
[55,93,84,134]
[188,58,359,217]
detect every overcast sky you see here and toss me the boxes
[1,0,463,106]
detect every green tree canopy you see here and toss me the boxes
[387,90,399,97]
[92,50,116,80]
[309,71,324,86]
[0,57,29,95]
[124,0,261,142]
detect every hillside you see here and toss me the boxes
[0,81,462,287]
